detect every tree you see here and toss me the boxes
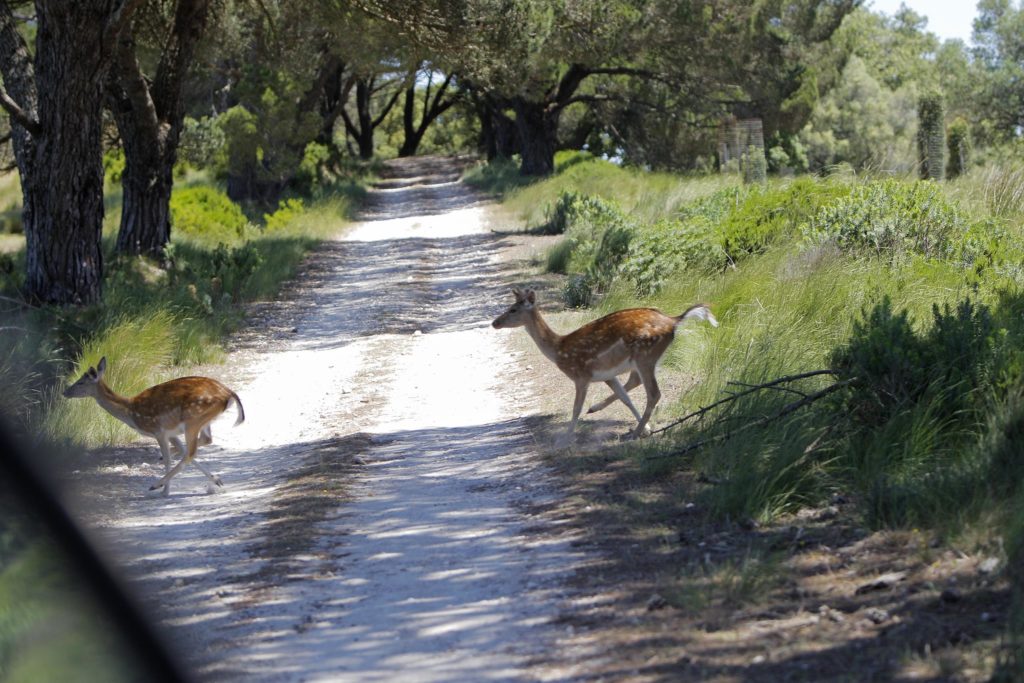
[107,0,212,257]
[341,71,404,159]
[0,1,140,305]
[398,63,459,157]
[206,0,349,201]
[972,0,1024,143]
[351,0,858,175]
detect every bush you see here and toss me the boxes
[170,186,249,243]
[541,191,582,235]
[560,195,636,298]
[803,179,970,260]
[264,198,306,233]
[562,274,593,308]
[179,116,226,171]
[620,217,726,296]
[720,178,850,259]
[832,296,995,428]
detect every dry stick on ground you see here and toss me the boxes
[649,369,838,437]
[649,378,855,459]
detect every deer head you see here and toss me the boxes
[492,288,537,329]
[64,356,107,398]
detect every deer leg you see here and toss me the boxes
[607,377,643,422]
[191,459,224,488]
[199,424,212,447]
[588,371,642,414]
[150,425,201,494]
[192,426,222,487]
[558,380,590,447]
[631,365,662,438]
[153,436,174,497]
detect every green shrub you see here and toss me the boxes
[541,190,582,235]
[721,178,851,259]
[620,217,727,296]
[170,186,249,243]
[832,296,995,428]
[563,274,593,308]
[561,195,636,298]
[264,198,306,233]
[802,179,970,260]
[179,116,226,171]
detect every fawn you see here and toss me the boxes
[492,287,717,445]
[64,357,244,496]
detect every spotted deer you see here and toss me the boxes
[63,357,245,496]
[492,288,717,445]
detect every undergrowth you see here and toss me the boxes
[478,154,1024,665]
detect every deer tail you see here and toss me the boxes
[229,391,246,426]
[676,303,719,327]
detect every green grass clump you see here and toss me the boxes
[461,157,536,198]
[719,177,852,259]
[500,156,738,230]
[170,186,252,244]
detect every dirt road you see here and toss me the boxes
[71,158,590,681]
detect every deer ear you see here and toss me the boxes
[512,287,524,302]
[96,356,107,376]
[525,289,536,304]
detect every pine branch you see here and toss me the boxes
[650,369,838,436]
[0,83,38,135]
[649,379,854,460]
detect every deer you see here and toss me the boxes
[63,357,245,496]
[492,287,718,446]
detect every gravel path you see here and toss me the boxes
[71,158,588,682]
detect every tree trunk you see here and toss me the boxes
[513,98,558,176]
[0,2,136,305]
[493,108,519,159]
[109,0,210,256]
[398,82,420,157]
[398,69,456,158]
[355,79,374,160]
[116,153,173,255]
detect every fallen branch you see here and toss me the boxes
[650,369,838,436]
[650,379,854,459]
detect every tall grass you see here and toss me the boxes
[500,156,739,230]
[948,160,1024,224]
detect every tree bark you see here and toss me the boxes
[109,0,211,257]
[0,1,138,305]
[513,97,558,176]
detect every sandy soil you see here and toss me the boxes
[67,157,599,681]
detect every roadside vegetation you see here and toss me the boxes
[478,150,1024,678]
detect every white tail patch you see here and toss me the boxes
[682,305,719,328]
